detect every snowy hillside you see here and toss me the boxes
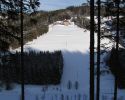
[1,20,125,100]
[24,22,91,90]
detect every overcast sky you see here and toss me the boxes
[38,0,87,11]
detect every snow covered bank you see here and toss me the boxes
[1,21,125,100]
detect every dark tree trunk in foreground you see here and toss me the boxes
[20,0,24,100]
[96,0,101,100]
[114,1,120,100]
[90,0,95,100]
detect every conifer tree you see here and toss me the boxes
[0,0,40,50]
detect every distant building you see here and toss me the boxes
[63,19,71,26]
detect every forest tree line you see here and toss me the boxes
[108,48,125,89]
[0,51,63,87]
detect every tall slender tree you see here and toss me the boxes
[0,1,40,100]
[96,0,101,100]
[90,0,95,100]
[114,1,120,100]
[20,0,24,99]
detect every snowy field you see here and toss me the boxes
[1,20,125,100]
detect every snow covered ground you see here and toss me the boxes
[1,20,125,100]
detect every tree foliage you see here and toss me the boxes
[0,51,63,85]
[0,0,40,51]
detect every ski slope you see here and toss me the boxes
[1,21,125,100]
